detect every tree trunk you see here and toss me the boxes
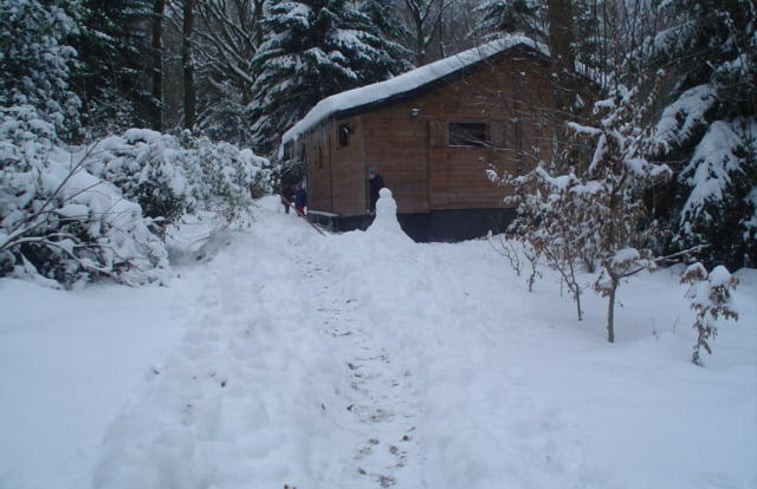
[606,277,617,343]
[546,0,576,162]
[151,0,165,131]
[570,262,583,321]
[182,0,196,130]
[547,0,575,73]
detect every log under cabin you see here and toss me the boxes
[280,36,556,241]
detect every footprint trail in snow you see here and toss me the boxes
[299,256,423,489]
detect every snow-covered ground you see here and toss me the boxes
[1,194,755,489]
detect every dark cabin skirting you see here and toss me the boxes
[310,209,516,242]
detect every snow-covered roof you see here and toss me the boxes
[281,35,548,146]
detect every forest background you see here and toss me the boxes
[1,0,754,289]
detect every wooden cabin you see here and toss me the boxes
[281,36,556,241]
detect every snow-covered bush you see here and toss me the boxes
[0,0,81,137]
[89,129,190,235]
[681,263,739,365]
[0,106,167,287]
[489,235,541,293]
[499,167,591,321]
[180,133,273,222]
[86,129,272,234]
[495,82,672,341]
[579,88,672,342]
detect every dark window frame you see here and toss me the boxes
[337,123,352,148]
[448,122,490,147]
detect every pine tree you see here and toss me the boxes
[358,0,411,50]
[652,0,756,269]
[250,0,411,157]
[472,0,543,43]
[70,0,156,136]
[182,0,197,130]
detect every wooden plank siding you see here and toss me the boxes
[300,45,555,217]
[303,121,333,213]
[330,115,366,216]
[363,109,430,214]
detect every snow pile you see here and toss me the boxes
[316,187,414,302]
[0,279,188,489]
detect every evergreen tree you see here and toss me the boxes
[250,0,411,156]
[70,0,156,136]
[358,0,411,49]
[652,0,756,269]
[181,0,197,130]
[471,0,543,43]
[0,0,81,137]
[150,0,166,131]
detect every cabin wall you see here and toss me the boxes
[302,115,366,215]
[330,115,366,215]
[361,48,554,213]
[362,108,430,214]
[304,47,555,217]
[425,53,554,210]
[302,121,333,213]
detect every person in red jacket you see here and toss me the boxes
[294,182,307,216]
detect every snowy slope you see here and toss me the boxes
[0,280,188,488]
[1,193,755,489]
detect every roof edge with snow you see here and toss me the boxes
[280,35,549,147]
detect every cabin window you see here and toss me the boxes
[338,123,352,148]
[449,122,489,147]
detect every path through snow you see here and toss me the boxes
[90,197,429,489]
[297,253,422,488]
[2,194,755,489]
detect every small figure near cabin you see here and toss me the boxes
[280,181,295,213]
[367,167,384,214]
[294,183,307,216]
